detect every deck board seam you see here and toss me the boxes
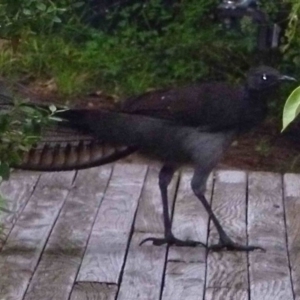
[158,170,181,300]
[246,171,251,300]
[202,171,216,300]
[282,174,296,300]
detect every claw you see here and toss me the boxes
[209,241,266,252]
[140,236,206,248]
[139,237,165,246]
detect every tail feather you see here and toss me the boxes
[0,94,138,171]
[15,141,137,171]
[13,108,138,171]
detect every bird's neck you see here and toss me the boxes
[237,86,274,133]
[246,83,280,101]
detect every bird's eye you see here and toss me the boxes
[262,74,268,81]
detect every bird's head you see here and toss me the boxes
[246,66,296,91]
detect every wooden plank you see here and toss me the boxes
[284,173,300,299]
[205,170,248,300]
[163,262,204,300]
[70,282,117,300]
[23,166,113,300]
[248,172,293,300]
[117,232,168,300]
[117,166,179,300]
[205,286,247,300]
[0,171,40,249]
[162,170,213,300]
[0,171,75,300]
[77,163,148,283]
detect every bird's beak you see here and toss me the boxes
[279,75,297,82]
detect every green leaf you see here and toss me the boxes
[36,3,47,11]
[18,144,30,151]
[49,104,57,113]
[282,86,300,132]
[52,16,62,23]
[0,163,10,180]
[20,105,38,115]
[72,2,85,8]
[23,8,32,16]
[48,116,63,122]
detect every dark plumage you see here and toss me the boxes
[121,66,287,132]
[3,66,296,251]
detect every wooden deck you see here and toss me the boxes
[0,163,300,300]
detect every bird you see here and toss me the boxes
[1,66,296,251]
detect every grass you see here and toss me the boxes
[0,0,298,109]
[0,0,261,101]
[0,36,95,97]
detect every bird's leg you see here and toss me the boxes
[140,165,206,248]
[191,168,264,252]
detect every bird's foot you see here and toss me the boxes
[140,234,206,247]
[208,236,265,252]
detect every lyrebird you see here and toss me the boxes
[1,66,296,251]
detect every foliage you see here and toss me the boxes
[0,99,60,180]
[281,0,300,131]
[282,87,300,131]
[0,0,299,105]
[282,0,300,65]
[0,0,84,51]
[0,0,260,98]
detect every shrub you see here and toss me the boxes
[0,0,299,103]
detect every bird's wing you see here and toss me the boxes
[121,87,202,125]
[121,83,242,128]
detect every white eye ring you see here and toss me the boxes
[262,74,267,80]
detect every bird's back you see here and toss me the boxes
[121,82,268,132]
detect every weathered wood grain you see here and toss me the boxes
[116,232,168,300]
[70,282,118,300]
[205,170,248,300]
[0,171,75,300]
[248,172,293,300]
[77,163,148,283]
[284,173,300,299]
[205,286,248,300]
[117,166,179,300]
[162,170,213,300]
[163,259,204,300]
[1,166,298,300]
[23,166,113,300]
[0,171,40,249]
